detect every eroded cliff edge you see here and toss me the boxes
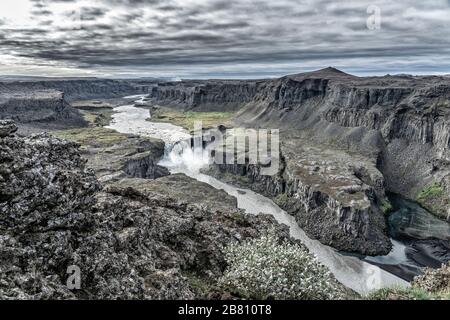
[0,90,87,133]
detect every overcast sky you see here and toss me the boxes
[0,0,450,78]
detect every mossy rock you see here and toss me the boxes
[274,193,290,208]
[417,182,445,201]
[380,200,393,214]
[416,182,449,220]
[80,108,115,127]
[368,263,450,300]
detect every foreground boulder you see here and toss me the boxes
[0,130,100,233]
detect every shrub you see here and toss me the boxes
[274,193,290,208]
[219,230,345,300]
[380,200,393,214]
[368,263,450,300]
[414,263,450,294]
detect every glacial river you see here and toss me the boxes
[106,97,409,295]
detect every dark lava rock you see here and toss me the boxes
[406,240,450,269]
[0,131,100,232]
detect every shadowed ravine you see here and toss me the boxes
[365,195,450,281]
[106,96,409,295]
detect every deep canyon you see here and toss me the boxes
[0,68,449,299]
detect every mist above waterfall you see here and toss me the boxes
[160,140,210,174]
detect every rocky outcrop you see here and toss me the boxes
[0,79,154,102]
[206,136,391,255]
[51,127,169,184]
[0,90,86,130]
[0,126,101,233]
[123,149,170,180]
[0,121,294,299]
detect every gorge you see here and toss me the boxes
[0,68,449,299]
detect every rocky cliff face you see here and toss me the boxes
[0,90,86,131]
[321,86,449,150]
[0,78,159,132]
[0,79,153,101]
[151,69,449,156]
[206,137,391,255]
[149,80,263,111]
[239,71,449,151]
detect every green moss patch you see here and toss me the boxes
[367,287,450,300]
[80,108,115,127]
[380,200,393,214]
[417,182,445,201]
[416,181,448,220]
[51,127,128,147]
[274,193,290,208]
[149,107,234,130]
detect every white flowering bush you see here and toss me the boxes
[219,230,345,300]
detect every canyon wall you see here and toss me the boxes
[0,90,86,131]
[238,70,450,219]
[0,79,153,101]
[152,68,450,253]
[205,132,391,255]
[149,80,264,111]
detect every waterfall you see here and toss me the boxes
[159,139,210,174]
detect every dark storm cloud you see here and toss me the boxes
[1,0,450,77]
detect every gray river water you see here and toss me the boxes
[106,97,410,295]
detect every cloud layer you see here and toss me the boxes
[1,0,450,78]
